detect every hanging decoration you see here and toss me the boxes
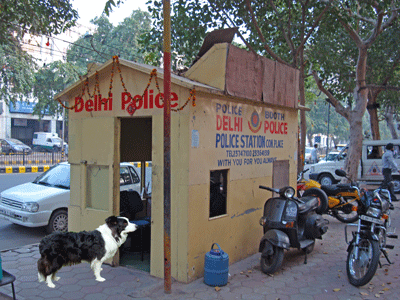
[57,56,196,116]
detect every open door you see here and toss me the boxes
[119,117,152,272]
[68,117,120,233]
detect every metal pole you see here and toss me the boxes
[62,104,65,160]
[163,0,172,294]
[326,102,330,158]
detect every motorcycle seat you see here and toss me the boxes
[321,184,357,196]
[298,196,319,214]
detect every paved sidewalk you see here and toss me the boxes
[1,205,400,300]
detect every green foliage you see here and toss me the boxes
[305,79,349,143]
[368,23,400,108]
[0,42,36,103]
[31,9,151,116]
[139,0,331,69]
[66,11,151,70]
[0,0,78,45]
[32,61,80,117]
[0,0,78,107]
[139,0,214,68]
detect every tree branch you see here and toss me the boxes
[268,0,295,56]
[311,69,350,120]
[296,1,333,57]
[366,84,400,92]
[244,0,289,66]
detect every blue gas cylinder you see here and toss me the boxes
[204,243,229,286]
[0,252,2,280]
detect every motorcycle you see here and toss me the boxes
[299,169,360,223]
[258,185,329,274]
[345,186,397,286]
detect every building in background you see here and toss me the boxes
[0,23,94,145]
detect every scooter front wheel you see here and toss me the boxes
[346,238,380,286]
[260,246,284,274]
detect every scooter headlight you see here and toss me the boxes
[366,207,381,218]
[283,187,295,198]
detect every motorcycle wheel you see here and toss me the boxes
[302,188,329,214]
[332,200,359,223]
[346,238,380,287]
[260,246,284,274]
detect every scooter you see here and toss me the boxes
[258,185,329,274]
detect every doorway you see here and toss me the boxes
[119,117,152,272]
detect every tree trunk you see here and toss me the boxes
[367,94,381,141]
[299,63,306,174]
[344,47,369,182]
[345,111,364,181]
[384,106,399,139]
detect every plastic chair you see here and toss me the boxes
[0,270,16,300]
[130,217,150,261]
[120,190,150,261]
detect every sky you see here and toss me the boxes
[72,0,149,28]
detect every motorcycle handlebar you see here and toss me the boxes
[259,185,277,193]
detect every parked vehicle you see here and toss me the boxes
[300,169,360,223]
[345,185,396,286]
[305,139,400,192]
[0,138,32,154]
[32,132,67,152]
[0,162,149,233]
[258,185,329,274]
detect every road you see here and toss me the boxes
[0,172,46,251]
[0,166,152,251]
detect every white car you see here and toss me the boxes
[0,162,147,233]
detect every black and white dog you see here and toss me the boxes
[37,216,137,288]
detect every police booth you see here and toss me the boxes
[55,34,300,282]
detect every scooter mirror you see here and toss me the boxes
[335,169,346,177]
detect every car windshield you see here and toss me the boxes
[33,164,70,189]
[7,138,24,145]
[322,153,339,161]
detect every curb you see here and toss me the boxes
[0,165,50,174]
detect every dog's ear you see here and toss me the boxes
[105,216,118,226]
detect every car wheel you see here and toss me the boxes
[392,179,400,193]
[47,209,68,234]
[319,174,334,186]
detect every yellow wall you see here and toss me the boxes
[186,95,298,281]
[185,43,227,90]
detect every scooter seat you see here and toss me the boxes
[298,196,319,214]
[321,184,356,196]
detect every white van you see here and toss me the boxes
[305,139,400,192]
[32,132,67,152]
